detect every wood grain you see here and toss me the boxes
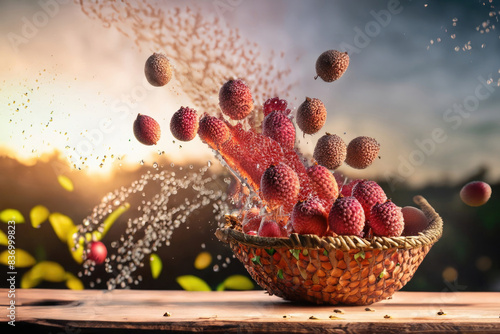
[1,289,499,333]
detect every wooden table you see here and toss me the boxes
[1,289,499,333]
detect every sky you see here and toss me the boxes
[0,0,499,188]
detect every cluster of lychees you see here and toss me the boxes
[133,50,431,240]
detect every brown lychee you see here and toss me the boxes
[345,136,380,169]
[315,50,349,82]
[133,113,161,145]
[313,133,347,170]
[219,79,253,120]
[296,97,327,135]
[145,53,172,87]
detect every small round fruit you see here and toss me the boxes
[291,198,328,237]
[340,179,364,197]
[296,97,327,135]
[219,79,253,120]
[170,106,199,141]
[315,50,349,82]
[328,197,365,236]
[345,136,380,169]
[263,97,291,117]
[145,53,172,87]
[87,241,107,264]
[262,111,296,149]
[313,133,347,170]
[260,163,300,210]
[352,180,387,219]
[370,201,404,237]
[402,206,429,236]
[133,113,161,145]
[198,115,231,148]
[460,181,492,207]
[258,219,286,238]
[306,164,339,205]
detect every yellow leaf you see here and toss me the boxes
[30,205,50,228]
[176,275,211,291]
[0,248,36,267]
[65,272,84,290]
[57,175,74,192]
[150,253,162,279]
[49,212,75,242]
[93,203,130,240]
[29,261,66,282]
[67,227,85,264]
[194,251,212,270]
[220,275,254,291]
[0,229,7,246]
[0,209,25,223]
[21,271,42,289]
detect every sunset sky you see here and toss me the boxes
[0,0,499,188]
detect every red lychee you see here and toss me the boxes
[401,206,429,236]
[242,207,262,234]
[263,97,291,117]
[133,113,161,145]
[306,164,339,206]
[352,180,387,219]
[87,241,107,264]
[313,133,347,170]
[315,50,349,82]
[345,136,380,169]
[370,201,404,237]
[198,115,231,148]
[260,163,300,211]
[262,111,296,149]
[340,179,364,197]
[291,197,328,236]
[170,106,199,141]
[460,181,492,207]
[296,97,327,135]
[219,79,253,120]
[144,53,172,87]
[328,197,365,236]
[258,218,286,238]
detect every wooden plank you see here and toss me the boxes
[1,289,499,333]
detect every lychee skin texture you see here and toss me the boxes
[306,164,339,205]
[352,180,387,219]
[291,198,328,237]
[133,113,161,145]
[340,179,364,197]
[315,50,350,82]
[313,133,347,170]
[260,163,300,210]
[145,53,172,87]
[296,97,327,135]
[88,241,107,264]
[258,219,286,238]
[401,206,429,236]
[219,79,253,120]
[328,197,365,236]
[370,201,404,237]
[263,97,291,117]
[198,115,231,148]
[170,106,199,141]
[242,208,262,234]
[262,111,296,149]
[345,136,380,169]
[460,181,492,207]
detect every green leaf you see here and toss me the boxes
[396,263,401,267]
[0,209,25,223]
[194,251,212,270]
[0,248,36,267]
[323,249,328,256]
[354,250,365,261]
[265,248,276,256]
[150,253,163,279]
[57,175,74,192]
[49,212,75,242]
[216,282,225,291]
[220,275,254,290]
[379,269,387,279]
[290,249,300,260]
[251,255,261,265]
[277,269,284,279]
[30,205,50,228]
[0,229,7,246]
[176,275,211,291]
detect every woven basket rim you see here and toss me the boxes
[215,195,443,251]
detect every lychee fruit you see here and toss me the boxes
[328,197,365,236]
[144,53,172,87]
[198,115,231,148]
[87,241,107,264]
[401,206,429,236]
[296,97,327,135]
[306,164,339,206]
[263,97,291,117]
[370,201,404,237]
[258,218,286,238]
[262,111,296,149]
[352,180,387,219]
[170,106,199,141]
[345,136,380,169]
[260,163,300,210]
[340,179,364,197]
[219,79,253,120]
[315,50,350,82]
[291,197,328,236]
[460,181,492,207]
[313,133,347,170]
[133,113,161,145]
[242,207,262,234]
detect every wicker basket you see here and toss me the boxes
[215,195,443,305]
